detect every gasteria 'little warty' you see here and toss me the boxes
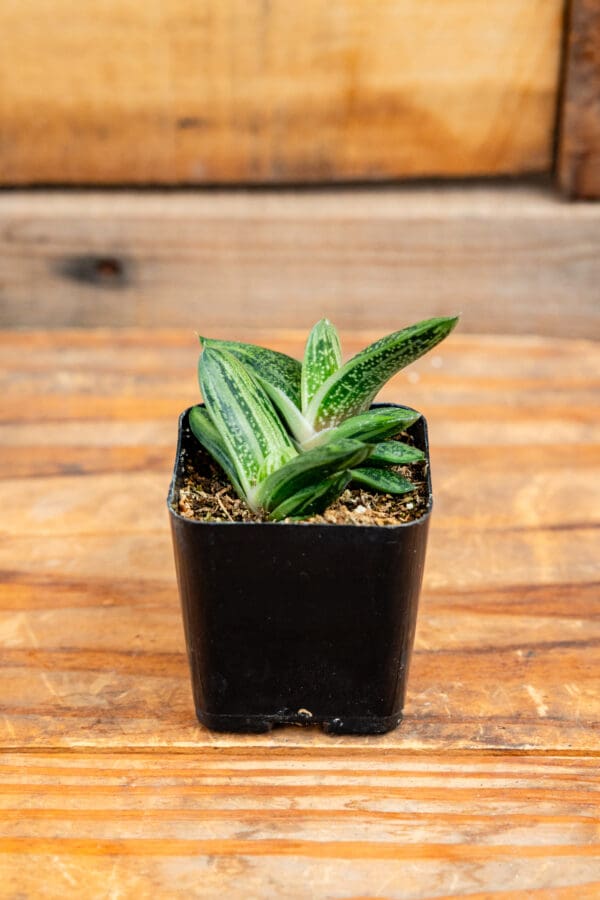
[189,316,458,520]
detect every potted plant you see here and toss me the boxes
[168,316,458,734]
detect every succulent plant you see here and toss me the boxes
[191,316,458,520]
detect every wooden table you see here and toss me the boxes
[1,328,598,898]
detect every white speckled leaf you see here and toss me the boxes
[307,316,459,430]
[254,439,371,514]
[350,468,416,494]
[301,318,342,413]
[268,471,351,521]
[188,405,244,497]
[200,337,302,408]
[367,441,425,467]
[200,336,314,442]
[308,407,420,448]
[199,348,296,502]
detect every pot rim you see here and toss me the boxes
[167,402,433,530]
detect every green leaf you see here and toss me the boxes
[367,441,425,467]
[188,405,244,497]
[307,316,459,430]
[304,406,420,449]
[301,318,342,413]
[268,472,351,521]
[200,336,314,444]
[199,347,297,502]
[350,467,416,494]
[257,381,315,446]
[254,438,371,514]
[200,337,302,407]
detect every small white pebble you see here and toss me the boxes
[355,504,367,514]
[406,502,414,509]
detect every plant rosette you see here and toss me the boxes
[168,316,458,734]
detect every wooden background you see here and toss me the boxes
[0,0,563,185]
[1,329,598,754]
[1,2,599,894]
[2,185,599,336]
[0,328,599,897]
[558,0,600,198]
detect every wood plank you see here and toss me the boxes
[1,327,598,898]
[557,0,600,198]
[0,752,599,899]
[2,187,600,336]
[0,329,598,753]
[0,1,563,185]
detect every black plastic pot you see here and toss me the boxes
[168,403,432,735]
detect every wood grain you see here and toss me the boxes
[0,329,598,752]
[2,186,600,336]
[557,0,600,198]
[0,1,563,185]
[0,328,598,897]
[0,752,599,898]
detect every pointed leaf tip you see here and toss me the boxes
[308,316,459,430]
[367,440,425,467]
[301,317,342,414]
[350,467,416,495]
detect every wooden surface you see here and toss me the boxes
[557,0,600,198]
[1,327,599,897]
[0,1,563,185]
[1,753,599,900]
[2,185,600,337]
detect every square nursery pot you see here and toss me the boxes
[168,403,432,735]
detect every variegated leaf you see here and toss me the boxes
[350,468,416,494]
[188,405,244,497]
[200,336,313,444]
[307,316,458,430]
[200,337,301,407]
[367,441,425,467]
[254,438,371,514]
[199,347,297,502]
[304,406,420,449]
[268,471,351,521]
[301,318,342,413]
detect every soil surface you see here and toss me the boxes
[175,437,430,526]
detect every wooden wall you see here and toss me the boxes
[0,0,563,185]
[558,0,600,198]
[2,186,599,336]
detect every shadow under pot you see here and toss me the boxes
[168,403,432,735]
